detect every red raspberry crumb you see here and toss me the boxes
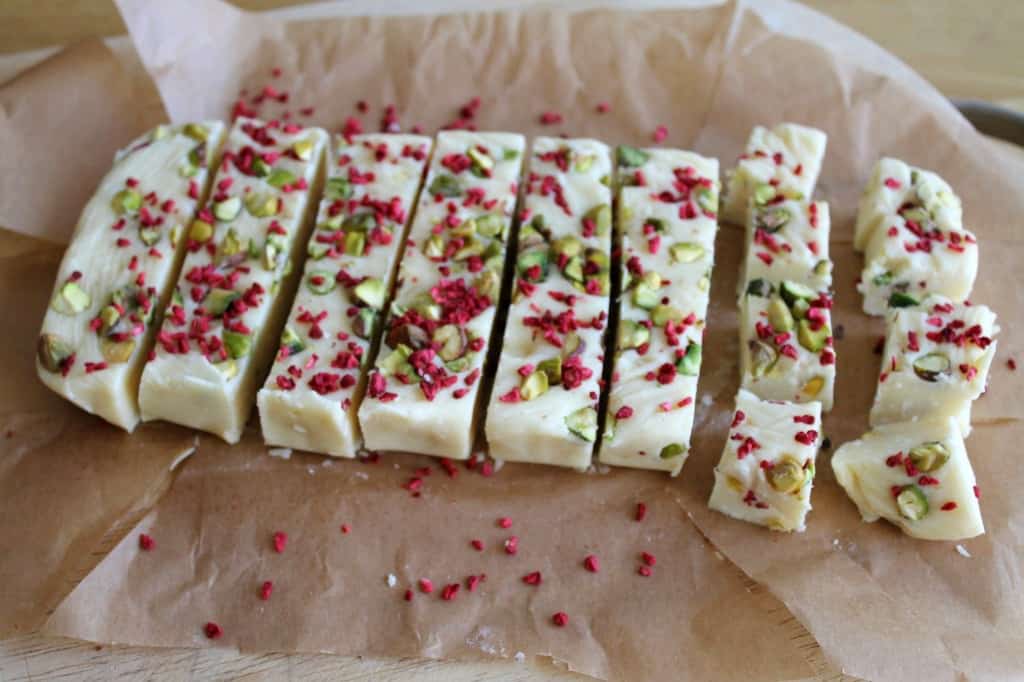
[260,580,273,601]
[498,516,512,529]
[272,531,287,553]
[204,622,223,639]
[138,534,155,551]
[635,502,647,521]
[552,612,569,627]
[583,555,600,573]
[419,578,434,593]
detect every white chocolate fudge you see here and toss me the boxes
[871,296,998,436]
[37,121,227,431]
[358,131,526,459]
[139,118,328,443]
[853,157,962,251]
[600,147,719,474]
[721,123,827,226]
[485,138,613,470]
[740,188,831,296]
[855,160,977,316]
[739,282,836,411]
[256,134,432,457]
[832,417,984,541]
[708,389,822,532]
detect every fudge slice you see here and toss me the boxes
[600,147,720,474]
[739,281,836,411]
[485,137,613,470]
[37,121,226,431]
[832,417,984,541]
[721,123,827,226]
[139,118,328,443]
[708,389,822,532]
[853,157,962,251]
[358,131,526,460]
[739,185,831,296]
[871,296,998,436]
[256,134,432,457]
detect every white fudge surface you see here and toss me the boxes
[853,157,962,252]
[600,147,720,474]
[721,123,827,226]
[739,285,836,411]
[740,193,831,296]
[256,134,432,458]
[871,296,998,436]
[832,417,984,541]
[139,118,328,443]
[358,131,526,460]
[37,121,227,431]
[485,137,613,470]
[708,389,822,532]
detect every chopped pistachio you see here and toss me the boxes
[475,213,505,238]
[574,154,595,173]
[307,242,330,260]
[51,281,91,315]
[552,235,583,259]
[111,189,142,215]
[433,324,467,362]
[676,341,701,376]
[562,332,583,358]
[616,145,649,168]
[659,443,686,459]
[520,370,549,401]
[189,219,214,243]
[99,304,120,334]
[292,138,315,161]
[651,304,683,327]
[214,358,239,380]
[428,173,461,198]
[695,186,717,213]
[474,269,501,300]
[801,375,825,398]
[306,270,336,295]
[813,259,831,278]
[745,278,773,298]
[617,319,651,350]
[748,339,778,377]
[251,157,271,178]
[766,456,806,493]
[503,148,520,161]
[797,318,829,352]
[767,296,794,332]
[889,291,919,308]
[223,330,252,359]
[213,196,242,222]
[37,333,73,373]
[325,177,353,201]
[245,193,279,218]
[872,271,894,287]
[344,231,366,257]
[565,406,598,442]
[354,277,386,309]
[753,184,776,206]
[467,147,494,173]
[669,241,705,264]
[100,337,136,364]
[537,356,563,385]
[896,484,929,521]
[139,226,161,246]
[262,241,280,271]
[280,326,306,356]
[410,292,441,320]
[454,237,485,261]
[632,271,662,309]
[382,344,416,381]
[779,280,817,307]
[266,168,297,188]
[170,224,182,248]
[517,249,550,282]
[205,288,239,317]
[352,308,376,340]
[908,441,950,473]
[791,298,810,320]
[423,233,446,259]
[151,125,170,141]
[584,203,612,236]
[183,123,209,141]
[913,352,951,382]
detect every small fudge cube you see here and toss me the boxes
[36,121,227,431]
[139,118,328,443]
[740,189,831,296]
[871,296,998,436]
[721,123,827,226]
[853,157,962,251]
[600,146,719,474]
[256,134,432,457]
[708,389,822,532]
[831,417,984,541]
[358,132,526,460]
[739,282,836,411]
[485,137,614,470]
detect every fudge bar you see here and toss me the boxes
[871,296,998,436]
[832,417,984,541]
[721,123,827,226]
[358,131,526,459]
[37,121,227,431]
[485,137,613,470]
[256,134,432,457]
[854,159,977,315]
[739,280,836,411]
[708,389,822,532]
[599,146,720,474]
[139,118,328,443]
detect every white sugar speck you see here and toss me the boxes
[353,471,369,480]
[514,652,525,663]
[492,458,505,473]
[321,459,334,467]
[268,447,292,460]
[955,544,972,558]
[701,393,713,406]
[386,573,397,588]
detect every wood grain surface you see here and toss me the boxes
[1,1,1021,680]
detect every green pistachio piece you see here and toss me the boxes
[896,485,929,521]
[433,324,467,362]
[325,177,353,201]
[170,223,182,248]
[537,356,563,385]
[100,337,136,364]
[307,242,330,260]
[223,330,252,359]
[151,125,170,141]
[565,406,598,442]
[99,304,120,334]
[37,333,74,373]
[293,138,315,161]
[474,269,501,300]
[562,256,584,283]
[756,206,791,233]
[51,281,91,315]
[813,259,831,278]
[111,189,142,215]
[306,270,336,295]
[767,296,794,332]
[467,147,494,173]
[669,242,705,264]
[676,341,702,376]
[517,249,550,282]
[214,196,242,222]
[189,219,214,243]
[218,228,243,260]
[779,280,817,307]
[552,235,583,259]
[562,332,582,357]
[908,441,950,473]
[659,443,686,459]
[616,145,649,168]
[503,148,520,161]
[745,278,773,298]
[696,186,717,213]
[520,370,549,401]
[183,123,209,141]
[476,213,505,239]
[574,154,595,173]
[354,277,386,309]
[872,271,894,287]
[632,271,662,309]
[584,203,612,236]
[748,339,778,377]
[767,456,806,493]
[428,173,461,198]
[251,157,271,178]
[797,319,830,352]
[205,288,239,317]
[345,231,366,257]
[586,272,610,296]
[791,298,810,320]
[382,343,415,380]
[889,291,919,308]
[353,308,377,341]
[913,352,951,382]
[411,292,442,321]
[423,233,446,259]
[245,193,279,218]
[617,319,651,350]
[139,226,161,246]
[214,358,238,380]
[900,207,930,225]
[280,326,306,356]
[651,304,683,327]
[753,184,777,206]
[266,168,297,188]
[262,242,280,271]
[454,237,485,261]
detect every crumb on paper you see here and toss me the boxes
[514,652,525,663]
[306,465,317,475]
[353,471,369,481]
[169,447,196,471]
[492,458,504,473]
[386,574,397,588]
[713,551,724,561]
[466,626,507,657]
[956,544,972,558]
[268,447,292,460]
[701,393,713,406]
[832,538,840,549]
[321,458,334,467]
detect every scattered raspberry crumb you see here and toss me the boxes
[272,531,288,554]
[498,516,512,529]
[404,588,414,601]
[419,578,434,593]
[583,555,600,573]
[638,565,653,577]
[471,539,484,551]
[641,551,657,566]
[635,502,647,521]
[138,534,155,551]
[441,583,460,600]
[652,124,668,143]
[552,612,569,627]
[260,580,273,601]
[204,622,223,639]
[1008,358,1017,371]
[522,571,542,586]
[539,111,563,125]
[504,536,519,555]
[341,524,351,534]
[596,102,610,114]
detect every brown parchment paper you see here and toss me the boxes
[0,0,1022,680]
